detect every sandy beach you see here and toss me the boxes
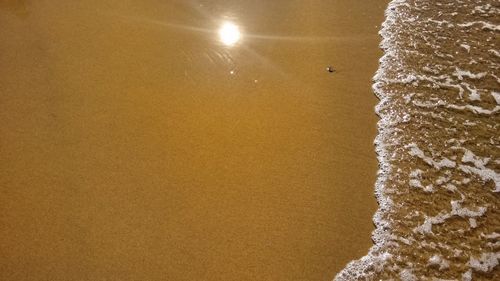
[0,1,388,280]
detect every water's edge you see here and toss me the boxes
[336,0,499,279]
[334,1,399,279]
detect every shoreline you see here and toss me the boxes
[336,0,500,279]
[335,2,402,278]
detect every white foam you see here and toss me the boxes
[447,104,500,115]
[334,3,406,278]
[464,150,488,164]
[428,255,450,271]
[460,44,471,53]
[451,200,487,218]
[461,270,472,281]
[458,21,500,31]
[468,218,477,228]
[436,176,449,185]
[453,68,487,80]
[334,0,499,279]
[458,149,499,192]
[492,91,500,105]
[409,179,423,188]
[444,183,457,192]
[459,165,500,192]
[466,87,481,101]
[414,199,487,234]
[407,143,456,169]
[423,184,434,193]
[415,214,447,234]
[400,269,417,281]
[469,252,500,273]
[482,232,500,239]
[489,49,500,58]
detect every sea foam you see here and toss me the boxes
[334,0,500,280]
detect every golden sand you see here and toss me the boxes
[0,1,387,280]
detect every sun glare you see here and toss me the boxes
[218,22,241,46]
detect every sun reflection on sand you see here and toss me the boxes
[218,21,241,46]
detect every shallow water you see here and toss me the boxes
[0,1,387,280]
[336,0,500,280]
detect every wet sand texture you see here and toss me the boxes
[0,1,387,280]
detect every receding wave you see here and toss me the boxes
[335,0,499,280]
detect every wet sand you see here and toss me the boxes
[0,1,387,280]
